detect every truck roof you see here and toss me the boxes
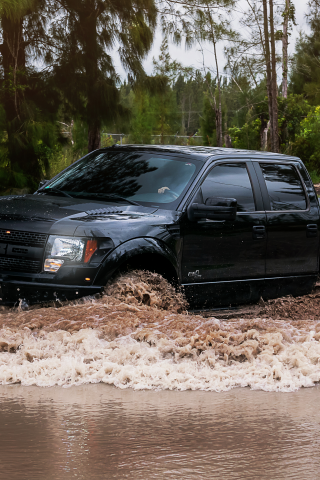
[106,144,301,163]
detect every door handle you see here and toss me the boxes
[252,225,266,240]
[306,224,318,238]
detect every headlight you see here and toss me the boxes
[49,237,85,261]
[44,236,86,272]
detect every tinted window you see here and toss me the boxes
[46,151,199,208]
[260,163,307,211]
[201,163,256,212]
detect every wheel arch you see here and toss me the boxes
[95,237,180,285]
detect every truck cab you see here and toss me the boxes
[181,152,319,307]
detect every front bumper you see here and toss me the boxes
[0,279,103,305]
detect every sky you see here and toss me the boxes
[115,0,310,81]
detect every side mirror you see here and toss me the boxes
[38,179,49,189]
[188,196,237,222]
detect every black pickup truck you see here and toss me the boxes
[0,145,318,307]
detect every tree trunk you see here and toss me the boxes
[187,94,191,132]
[213,40,223,147]
[207,5,223,148]
[1,14,41,178]
[262,0,273,151]
[88,125,101,152]
[181,95,185,133]
[259,113,268,150]
[204,70,221,147]
[282,0,289,98]
[79,1,101,153]
[2,16,25,124]
[269,0,279,152]
[213,95,221,147]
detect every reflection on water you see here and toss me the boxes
[1,384,320,480]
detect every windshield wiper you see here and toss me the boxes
[74,192,140,206]
[39,188,74,198]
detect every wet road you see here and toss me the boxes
[0,385,320,479]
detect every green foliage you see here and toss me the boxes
[126,89,156,144]
[0,0,36,19]
[174,71,205,135]
[290,17,320,104]
[228,118,261,150]
[1,0,320,194]
[101,135,116,148]
[278,94,312,152]
[308,170,320,184]
[51,0,157,151]
[290,106,320,172]
[72,120,89,159]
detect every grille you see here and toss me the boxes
[0,229,47,247]
[0,257,41,273]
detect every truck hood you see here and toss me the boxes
[0,194,174,238]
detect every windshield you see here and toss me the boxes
[43,150,200,208]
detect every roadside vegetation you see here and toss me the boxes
[0,0,320,193]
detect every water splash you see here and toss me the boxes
[0,271,320,391]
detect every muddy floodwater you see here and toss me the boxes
[1,384,320,479]
[1,272,320,477]
[1,272,320,391]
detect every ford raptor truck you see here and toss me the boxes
[0,145,318,308]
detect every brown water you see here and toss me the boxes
[1,384,320,479]
[1,272,320,478]
[1,272,320,391]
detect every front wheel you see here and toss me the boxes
[104,269,187,313]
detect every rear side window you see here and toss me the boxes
[260,163,307,211]
[201,163,256,212]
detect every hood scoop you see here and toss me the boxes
[85,207,124,215]
[73,207,125,222]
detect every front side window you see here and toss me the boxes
[44,151,200,209]
[201,163,256,212]
[260,163,307,211]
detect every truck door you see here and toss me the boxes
[181,161,266,306]
[253,161,319,277]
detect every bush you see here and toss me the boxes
[291,106,320,173]
[228,118,261,151]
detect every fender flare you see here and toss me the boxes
[94,237,179,285]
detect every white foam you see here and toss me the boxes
[0,327,320,392]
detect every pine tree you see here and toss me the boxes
[51,0,157,152]
[0,0,61,184]
[290,2,320,104]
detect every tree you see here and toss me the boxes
[51,0,157,153]
[290,3,320,104]
[225,0,282,152]
[268,0,279,152]
[262,0,274,150]
[174,70,204,135]
[290,105,320,174]
[162,0,236,147]
[0,0,63,185]
[281,0,290,98]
